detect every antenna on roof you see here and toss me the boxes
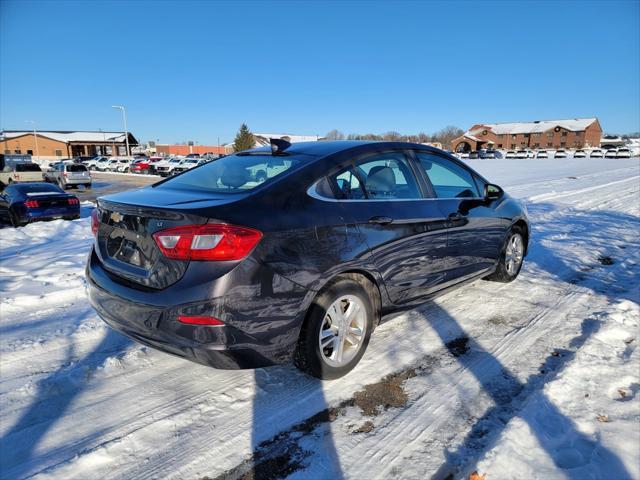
[270,137,291,155]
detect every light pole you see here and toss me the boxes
[111,105,130,156]
[25,120,39,160]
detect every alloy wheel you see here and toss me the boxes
[318,295,367,367]
[505,233,524,276]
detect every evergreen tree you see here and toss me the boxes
[233,123,255,152]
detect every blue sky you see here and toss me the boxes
[1,0,638,144]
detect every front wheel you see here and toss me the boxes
[295,276,374,379]
[485,226,526,283]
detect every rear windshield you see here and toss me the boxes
[68,164,87,172]
[156,153,308,193]
[15,163,42,172]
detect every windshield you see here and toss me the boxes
[155,153,308,194]
[15,163,42,172]
[67,164,87,172]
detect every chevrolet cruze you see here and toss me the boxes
[86,140,529,379]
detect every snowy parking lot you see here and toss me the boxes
[1,158,639,479]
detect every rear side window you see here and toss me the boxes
[415,153,480,199]
[156,153,308,193]
[15,163,42,172]
[328,168,366,199]
[355,153,422,199]
[67,164,87,172]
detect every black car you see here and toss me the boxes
[87,141,529,379]
[0,182,80,227]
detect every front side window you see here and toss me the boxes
[355,153,422,199]
[415,153,480,199]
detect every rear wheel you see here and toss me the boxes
[485,226,526,283]
[85,183,92,189]
[9,210,25,227]
[295,276,374,379]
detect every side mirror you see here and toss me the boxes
[484,183,503,201]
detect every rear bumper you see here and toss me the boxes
[85,248,309,369]
[65,178,91,185]
[23,205,80,221]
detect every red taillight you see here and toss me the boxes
[177,314,224,326]
[91,209,99,236]
[68,198,79,205]
[25,200,39,208]
[153,224,262,261]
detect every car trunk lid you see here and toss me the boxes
[95,187,241,289]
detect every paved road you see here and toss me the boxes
[73,172,158,202]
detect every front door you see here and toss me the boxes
[413,151,506,283]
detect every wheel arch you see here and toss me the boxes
[512,218,530,255]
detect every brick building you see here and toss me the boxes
[451,118,602,152]
[156,144,226,156]
[0,130,138,162]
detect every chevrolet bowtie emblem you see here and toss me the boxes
[110,211,123,223]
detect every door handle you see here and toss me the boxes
[368,216,394,225]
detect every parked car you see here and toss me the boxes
[44,163,92,189]
[536,150,548,159]
[515,150,527,159]
[505,150,516,159]
[616,148,631,158]
[171,158,203,174]
[0,182,80,227]
[480,149,498,159]
[0,162,43,187]
[114,159,132,172]
[590,149,604,158]
[85,156,110,170]
[573,149,586,158]
[72,156,95,163]
[130,158,159,174]
[468,151,480,159]
[605,149,618,158]
[87,140,530,379]
[101,158,130,172]
[155,158,185,177]
[459,152,469,159]
[554,149,567,158]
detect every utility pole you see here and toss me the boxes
[111,105,130,156]
[25,120,39,160]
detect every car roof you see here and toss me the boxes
[242,140,446,158]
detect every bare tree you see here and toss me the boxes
[325,129,345,141]
[431,125,464,145]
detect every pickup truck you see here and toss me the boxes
[0,162,44,187]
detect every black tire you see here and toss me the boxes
[484,225,526,283]
[85,183,92,189]
[295,275,375,380]
[9,210,25,227]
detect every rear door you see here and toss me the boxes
[329,150,449,306]
[413,151,506,283]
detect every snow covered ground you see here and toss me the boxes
[1,158,638,480]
